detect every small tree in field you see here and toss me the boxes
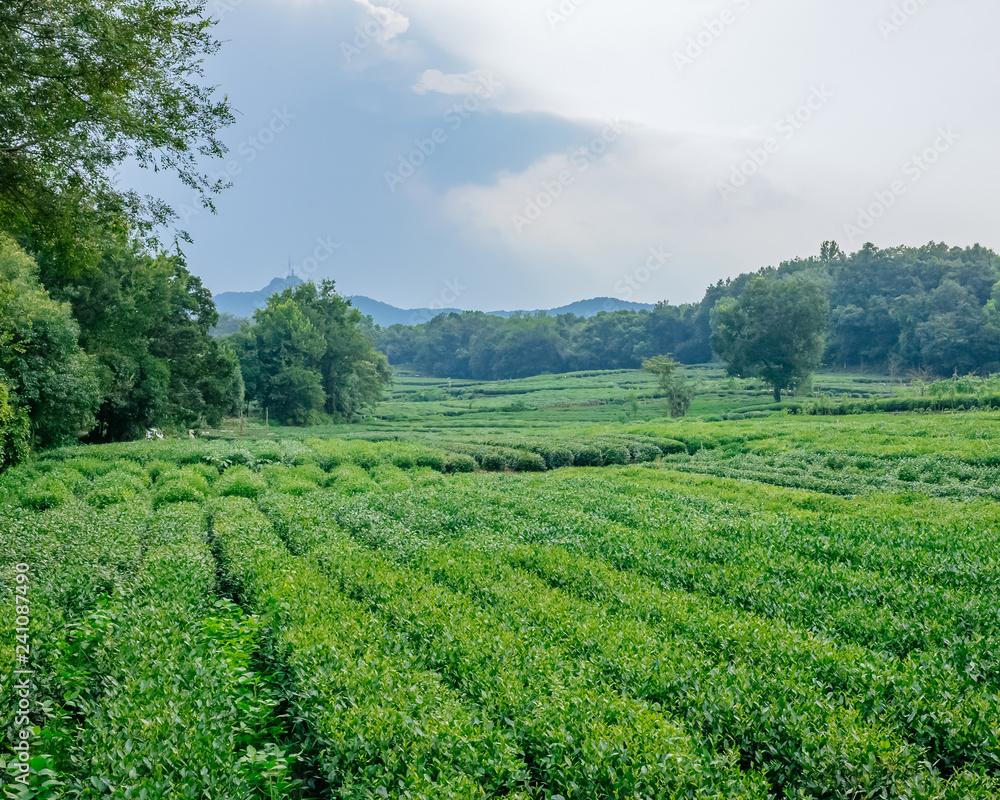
[710,278,828,402]
[642,355,693,418]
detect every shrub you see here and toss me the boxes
[55,467,91,497]
[371,464,412,493]
[514,451,547,473]
[261,463,323,496]
[147,460,175,482]
[480,450,510,472]
[67,456,113,479]
[825,454,847,471]
[391,450,415,469]
[414,449,447,472]
[216,466,267,499]
[20,477,73,510]
[107,460,149,484]
[291,463,326,485]
[446,454,478,474]
[412,467,446,487]
[601,445,631,466]
[573,446,603,467]
[546,448,574,469]
[163,468,212,495]
[152,467,213,507]
[153,480,206,507]
[328,465,375,495]
[188,462,221,485]
[87,472,146,509]
[631,444,663,463]
[309,439,348,471]
[652,438,687,455]
[897,464,920,483]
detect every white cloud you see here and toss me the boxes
[440,122,964,303]
[351,0,409,43]
[396,0,1000,299]
[413,68,502,97]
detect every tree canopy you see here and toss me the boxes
[0,0,251,464]
[229,281,392,426]
[0,0,233,274]
[378,242,1000,382]
[710,279,829,401]
[642,355,692,417]
[0,236,100,446]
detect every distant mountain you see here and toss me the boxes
[348,296,465,327]
[213,276,303,318]
[348,295,655,327]
[212,278,658,329]
[549,298,656,316]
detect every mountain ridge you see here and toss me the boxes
[212,277,657,328]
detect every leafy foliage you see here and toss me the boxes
[643,355,693,417]
[7,379,1000,797]
[0,0,241,459]
[711,278,829,401]
[380,243,1000,381]
[0,380,29,470]
[0,0,234,269]
[0,236,100,447]
[229,281,391,426]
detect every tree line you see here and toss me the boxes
[0,0,390,467]
[379,241,1000,383]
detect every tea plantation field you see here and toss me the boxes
[3,370,1000,798]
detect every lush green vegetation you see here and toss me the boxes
[0,0,241,454]
[227,281,391,427]
[4,367,1000,798]
[377,242,1000,382]
[0,0,386,462]
[3,5,1000,797]
[710,278,828,401]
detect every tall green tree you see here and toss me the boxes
[0,236,100,446]
[0,0,233,276]
[246,298,326,426]
[0,379,30,470]
[292,282,392,418]
[642,355,693,418]
[232,282,391,426]
[711,279,829,402]
[62,243,242,440]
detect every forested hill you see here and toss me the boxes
[214,280,656,328]
[379,242,1000,380]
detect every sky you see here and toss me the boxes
[137,0,1000,310]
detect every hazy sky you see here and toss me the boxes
[140,0,1000,309]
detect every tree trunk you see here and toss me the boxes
[773,386,782,402]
